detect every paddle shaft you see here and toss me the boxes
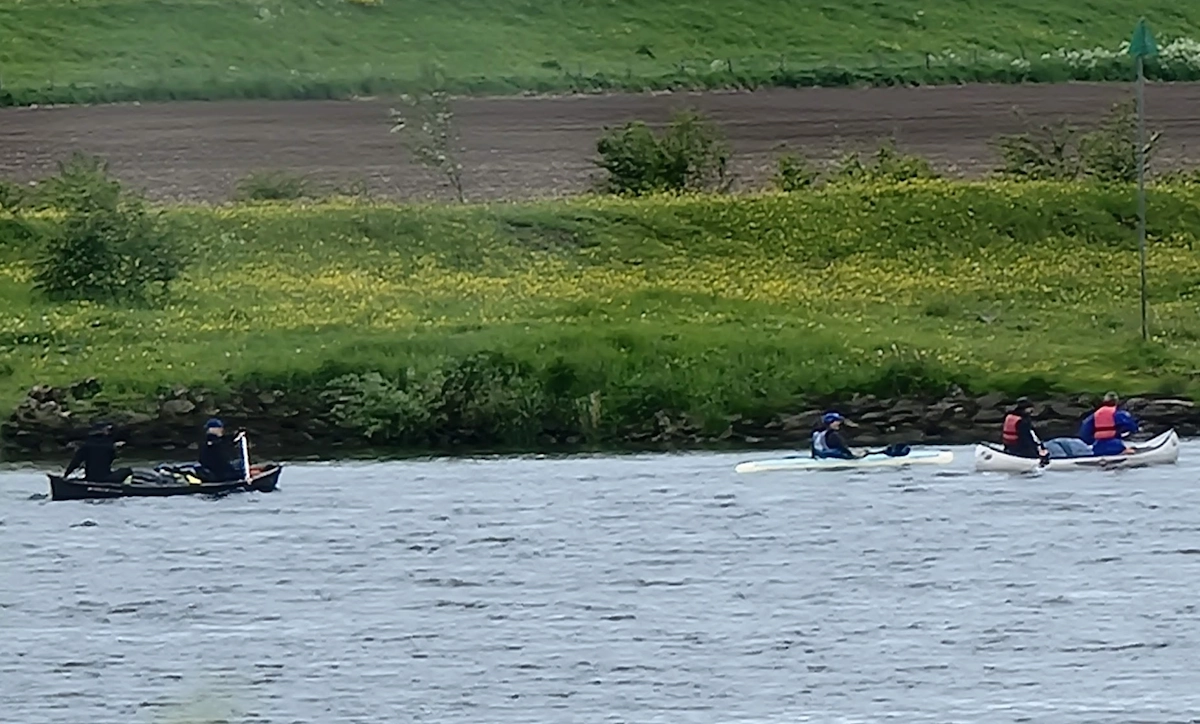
[238,432,251,483]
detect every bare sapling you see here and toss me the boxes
[389,87,465,203]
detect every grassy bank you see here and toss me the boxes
[4,1,1200,105]
[3,180,1200,448]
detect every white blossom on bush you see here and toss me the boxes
[1038,36,1200,71]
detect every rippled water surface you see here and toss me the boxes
[3,445,1200,723]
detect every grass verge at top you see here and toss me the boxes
[4,0,1200,105]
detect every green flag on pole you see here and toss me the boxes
[1130,17,1158,57]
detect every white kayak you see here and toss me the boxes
[734,449,954,474]
[973,428,1180,473]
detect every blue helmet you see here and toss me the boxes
[205,418,224,430]
[822,411,844,425]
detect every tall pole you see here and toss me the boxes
[1136,54,1148,342]
[1129,18,1156,342]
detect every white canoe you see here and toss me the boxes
[734,449,954,474]
[973,428,1180,473]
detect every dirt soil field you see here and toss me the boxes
[2,83,1199,202]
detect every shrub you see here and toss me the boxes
[0,180,28,212]
[773,152,819,191]
[321,371,430,442]
[31,153,188,305]
[994,100,1160,182]
[431,351,547,445]
[333,178,372,199]
[594,109,731,195]
[234,171,313,201]
[992,116,1081,180]
[1156,167,1200,184]
[318,352,549,446]
[1079,99,1161,184]
[593,122,662,195]
[31,152,121,210]
[829,139,939,183]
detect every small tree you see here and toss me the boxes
[390,85,465,203]
[594,109,731,195]
[32,153,187,304]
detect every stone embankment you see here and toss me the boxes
[728,391,1198,446]
[2,381,1196,460]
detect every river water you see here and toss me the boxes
[2,444,1199,723]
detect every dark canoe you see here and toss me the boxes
[48,464,283,502]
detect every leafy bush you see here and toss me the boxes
[993,116,1081,180]
[31,153,188,304]
[430,351,547,445]
[234,171,313,201]
[594,109,730,195]
[31,153,122,210]
[333,178,372,199]
[1079,100,1161,183]
[829,139,939,183]
[994,100,1160,183]
[862,351,959,399]
[321,371,430,442]
[773,152,819,191]
[319,353,550,446]
[0,180,28,212]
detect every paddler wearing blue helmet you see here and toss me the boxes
[197,417,246,482]
[811,411,862,460]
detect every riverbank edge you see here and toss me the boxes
[4,382,1195,463]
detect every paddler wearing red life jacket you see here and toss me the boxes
[1001,397,1046,459]
[1078,392,1139,456]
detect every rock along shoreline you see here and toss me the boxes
[2,382,1197,463]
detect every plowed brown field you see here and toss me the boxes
[2,83,1198,202]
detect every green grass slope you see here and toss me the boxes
[3,0,1200,104]
[3,181,1200,444]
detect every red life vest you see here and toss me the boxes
[1002,413,1021,445]
[1093,405,1118,440]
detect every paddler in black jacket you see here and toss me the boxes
[198,418,245,482]
[1001,397,1047,459]
[64,422,133,483]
